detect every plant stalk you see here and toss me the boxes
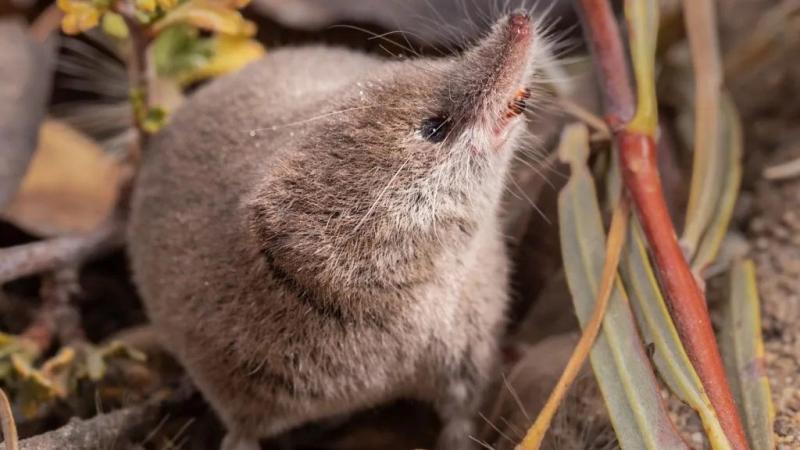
[574,1,749,448]
[517,198,630,449]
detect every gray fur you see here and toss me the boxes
[128,13,542,450]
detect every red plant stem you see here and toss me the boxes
[618,135,748,449]
[575,0,635,129]
[575,1,750,449]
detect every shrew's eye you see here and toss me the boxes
[420,115,451,143]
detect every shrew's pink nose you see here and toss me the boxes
[508,11,531,39]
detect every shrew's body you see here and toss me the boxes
[129,13,541,449]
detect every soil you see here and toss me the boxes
[750,155,800,449]
[723,0,800,444]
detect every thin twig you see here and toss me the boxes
[0,217,124,285]
[28,3,63,42]
[119,7,153,158]
[41,268,85,343]
[574,0,635,130]
[557,98,611,139]
[0,388,18,450]
[0,381,195,450]
[20,268,85,352]
[2,404,146,450]
[763,156,800,180]
[517,198,629,450]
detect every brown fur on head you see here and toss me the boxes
[248,12,545,309]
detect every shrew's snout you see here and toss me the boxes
[419,12,537,144]
[508,11,532,41]
[455,11,536,134]
[457,11,536,105]
[494,11,535,84]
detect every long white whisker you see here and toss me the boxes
[354,155,412,231]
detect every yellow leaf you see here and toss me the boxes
[136,0,157,12]
[40,347,76,376]
[101,340,147,362]
[157,0,179,11]
[208,0,250,9]
[40,347,77,398]
[57,0,102,34]
[76,7,100,31]
[153,0,257,36]
[60,13,80,35]
[101,12,129,39]
[0,334,40,362]
[178,36,264,85]
[10,354,57,419]
[1,120,121,237]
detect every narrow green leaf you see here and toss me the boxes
[691,93,743,272]
[558,123,688,450]
[681,0,724,257]
[721,260,775,450]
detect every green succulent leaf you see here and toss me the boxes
[558,123,687,450]
[151,0,256,36]
[141,106,167,134]
[720,260,775,450]
[690,94,743,272]
[101,12,129,39]
[620,221,733,449]
[152,24,214,79]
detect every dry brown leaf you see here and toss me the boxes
[1,120,121,237]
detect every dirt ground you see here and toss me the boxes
[722,0,800,445]
[750,151,800,449]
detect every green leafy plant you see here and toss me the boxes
[57,0,264,135]
[0,0,267,422]
[1,332,145,419]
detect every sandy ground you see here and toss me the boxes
[724,0,800,443]
[749,153,800,449]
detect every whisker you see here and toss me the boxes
[353,155,413,231]
[502,372,532,421]
[328,24,423,57]
[468,435,497,450]
[478,412,517,445]
[499,415,527,440]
